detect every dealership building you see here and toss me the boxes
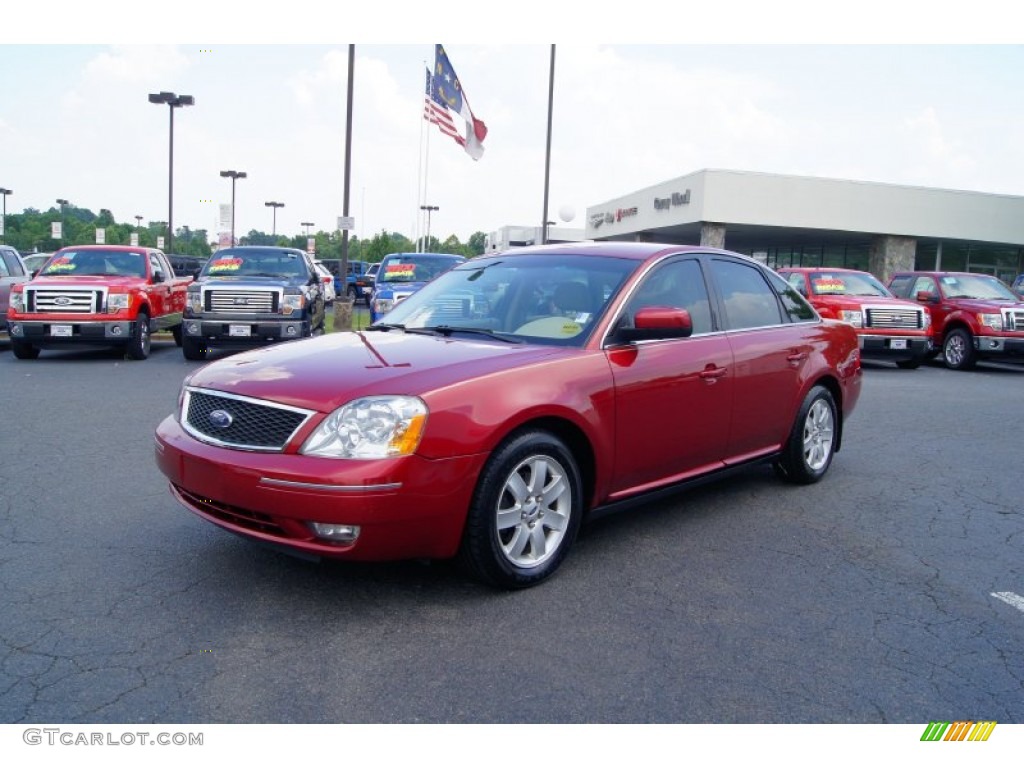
[582,168,1024,283]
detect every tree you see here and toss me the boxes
[467,231,487,256]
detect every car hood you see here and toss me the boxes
[374,280,429,294]
[186,330,568,413]
[943,297,1024,311]
[814,294,921,310]
[195,275,311,289]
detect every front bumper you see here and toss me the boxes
[9,318,140,347]
[858,334,931,360]
[155,415,486,561]
[974,335,1024,358]
[183,316,310,347]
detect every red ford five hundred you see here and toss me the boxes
[155,243,862,588]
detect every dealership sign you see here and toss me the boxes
[589,206,639,229]
[654,189,691,211]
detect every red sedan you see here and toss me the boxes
[155,243,862,588]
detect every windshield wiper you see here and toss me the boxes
[366,322,407,332]
[421,325,523,343]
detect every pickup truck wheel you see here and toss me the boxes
[171,324,183,347]
[182,334,207,361]
[11,340,40,360]
[775,385,837,485]
[942,329,977,370]
[125,312,151,360]
[458,430,583,589]
[347,286,358,302]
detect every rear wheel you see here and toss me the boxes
[125,312,150,360]
[11,340,40,360]
[775,385,838,485]
[182,334,207,361]
[942,328,977,371]
[458,430,583,589]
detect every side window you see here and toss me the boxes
[767,270,816,323]
[912,276,937,297]
[624,258,713,335]
[785,273,807,295]
[888,275,912,298]
[711,259,784,330]
[0,251,12,277]
[149,254,164,279]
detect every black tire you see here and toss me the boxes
[458,430,583,589]
[895,357,924,370]
[775,385,838,485]
[171,324,183,347]
[942,328,977,371]
[11,340,39,360]
[182,334,207,361]
[347,285,357,302]
[125,312,151,360]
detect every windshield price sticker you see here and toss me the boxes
[385,264,416,278]
[813,279,846,293]
[44,257,75,273]
[209,258,243,273]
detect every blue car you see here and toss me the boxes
[369,252,466,323]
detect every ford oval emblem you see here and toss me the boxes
[54,296,72,306]
[208,409,234,429]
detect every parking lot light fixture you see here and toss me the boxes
[0,187,12,244]
[56,198,69,244]
[149,91,195,254]
[265,201,284,236]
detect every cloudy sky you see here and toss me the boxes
[2,3,1021,248]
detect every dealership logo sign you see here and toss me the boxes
[654,189,691,211]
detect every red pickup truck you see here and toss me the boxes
[887,271,1024,370]
[6,245,191,360]
[777,267,932,368]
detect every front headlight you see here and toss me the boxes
[281,294,305,315]
[107,293,131,312]
[978,312,1003,331]
[186,290,202,314]
[372,297,394,315]
[10,292,24,313]
[839,309,863,328]
[300,396,428,459]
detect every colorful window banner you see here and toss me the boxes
[208,258,243,272]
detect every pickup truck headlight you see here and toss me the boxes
[300,396,427,459]
[10,292,24,313]
[186,290,202,314]
[372,297,394,315]
[107,293,131,312]
[978,312,1003,331]
[838,310,863,328]
[281,294,305,315]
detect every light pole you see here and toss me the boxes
[301,222,314,236]
[148,91,194,255]
[419,205,438,252]
[56,198,68,246]
[265,201,284,237]
[219,170,247,245]
[0,188,11,244]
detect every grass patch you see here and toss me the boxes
[325,303,371,333]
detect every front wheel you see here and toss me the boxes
[458,430,583,589]
[125,312,151,360]
[775,385,838,485]
[182,334,207,361]
[11,340,40,360]
[942,329,977,371]
[171,324,183,347]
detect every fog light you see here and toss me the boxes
[285,325,297,336]
[988,340,1000,349]
[307,522,361,544]
[11,324,23,336]
[111,325,123,336]
[186,322,201,335]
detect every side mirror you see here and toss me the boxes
[617,307,694,343]
[152,270,166,283]
[915,290,938,303]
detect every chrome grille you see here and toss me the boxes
[182,388,314,451]
[205,290,277,314]
[864,307,923,330]
[1004,309,1024,331]
[27,287,103,314]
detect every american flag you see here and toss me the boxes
[423,67,465,148]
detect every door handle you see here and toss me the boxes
[699,365,727,381]
[786,352,808,365]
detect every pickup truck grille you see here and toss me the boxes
[26,287,103,314]
[864,307,923,330]
[205,290,277,314]
[1004,309,1024,331]
[182,389,314,451]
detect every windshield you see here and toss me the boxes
[375,253,636,347]
[377,253,465,284]
[939,274,1018,301]
[203,249,307,278]
[41,250,146,277]
[809,271,890,297]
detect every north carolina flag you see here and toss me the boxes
[432,44,487,160]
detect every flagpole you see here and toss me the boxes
[541,44,556,245]
[416,62,428,252]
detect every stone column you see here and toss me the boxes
[869,235,916,283]
[333,297,354,331]
[700,222,727,249]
